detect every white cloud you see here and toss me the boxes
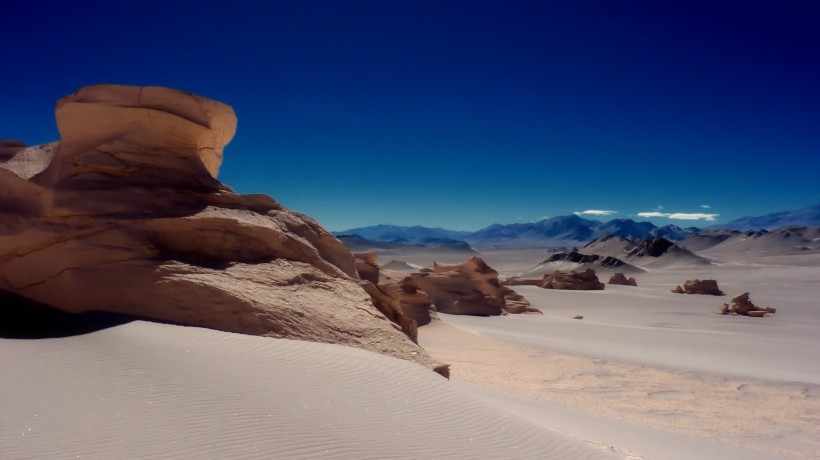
[700,204,711,209]
[668,213,719,221]
[637,211,670,218]
[574,209,618,216]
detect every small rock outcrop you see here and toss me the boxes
[505,268,606,291]
[671,279,725,296]
[542,268,605,290]
[718,292,776,317]
[410,256,539,315]
[0,84,443,373]
[608,272,637,286]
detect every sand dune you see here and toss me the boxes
[1,321,618,460]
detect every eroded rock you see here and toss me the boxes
[608,272,637,286]
[719,292,776,317]
[671,279,725,296]
[410,256,539,315]
[0,84,442,373]
[542,268,605,290]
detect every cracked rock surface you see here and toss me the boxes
[0,84,442,373]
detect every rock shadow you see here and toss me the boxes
[0,290,139,338]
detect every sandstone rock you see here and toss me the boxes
[608,272,637,286]
[542,268,605,290]
[503,277,543,286]
[379,269,435,326]
[410,256,538,315]
[718,292,776,317]
[0,84,443,374]
[671,279,725,296]
[353,251,380,284]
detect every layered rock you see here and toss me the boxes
[409,256,539,315]
[608,272,637,286]
[542,268,605,290]
[505,268,606,291]
[718,292,776,317]
[671,279,725,296]
[0,84,444,374]
[379,269,435,326]
[353,251,379,284]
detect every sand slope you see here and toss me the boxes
[1,321,617,460]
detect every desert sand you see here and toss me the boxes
[414,248,820,460]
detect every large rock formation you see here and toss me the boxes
[409,256,539,315]
[0,85,445,375]
[608,272,637,286]
[671,279,725,296]
[718,292,776,317]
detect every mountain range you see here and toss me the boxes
[706,204,820,231]
[337,204,820,249]
[338,215,698,248]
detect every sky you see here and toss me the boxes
[2,0,819,231]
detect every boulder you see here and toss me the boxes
[502,277,543,286]
[718,292,776,317]
[671,279,725,296]
[608,272,637,286]
[0,84,444,375]
[542,268,605,290]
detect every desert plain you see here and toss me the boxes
[1,85,818,460]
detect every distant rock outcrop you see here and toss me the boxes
[608,272,637,286]
[718,292,776,317]
[583,235,711,268]
[671,279,725,296]
[0,84,444,374]
[410,256,539,315]
[542,268,605,290]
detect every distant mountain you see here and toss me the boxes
[708,204,820,230]
[466,214,601,247]
[334,225,471,245]
[582,236,711,268]
[338,216,700,249]
[682,227,820,255]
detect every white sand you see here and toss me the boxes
[417,253,820,460]
[1,321,617,460]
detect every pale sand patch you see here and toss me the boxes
[0,321,619,460]
[420,322,820,460]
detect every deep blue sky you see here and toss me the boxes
[3,1,819,230]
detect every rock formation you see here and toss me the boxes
[671,279,725,296]
[352,251,379,284]
[718,292,776,317]
[0,84,446,375]
[409,256,539,315]
[379,269,435,326]
[505,268,606,291]
[542,268,605,290]
[608,272,637,286]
